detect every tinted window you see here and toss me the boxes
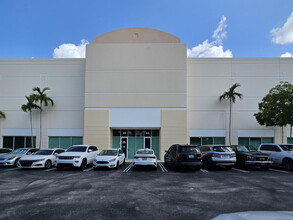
[279,145,293,151]
[213,146,233,152]
[55,150,65,154]
[178,146,200,153]
[67,146,87,152]
[0,149,11,153]
[99,150,118,156]
[89,146,98,151]
[35,150,54,155]
[272,145,281,152]
[260,145,273,151]
[136,150,154,155]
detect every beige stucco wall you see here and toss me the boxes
[0,59,85,148]
[83,110,111,150]
[160,110,187,159]
[85,43,186,108]
[187,57,293,144]
[92,27,180,44]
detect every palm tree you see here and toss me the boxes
[31,87,54,148]
[219,83,243,145]
[21,95,41,148]
[0,111,5,119]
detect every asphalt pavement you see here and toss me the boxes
[0,164,292,220]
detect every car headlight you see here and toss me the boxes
[7,156,16,160]
[73,156,81,158]
[247,156,255,161]
[109,158,116,162]
[35,159,45,162]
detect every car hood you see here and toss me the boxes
[212,211,293,220]
[95,155,117,161]
[0,153,26,159]
[20,155,49,160]
[57,152,86,157]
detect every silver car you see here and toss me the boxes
[133,149,157,170]
[0,148,12,156]
[199,145,236,169]
[0,148,39,167]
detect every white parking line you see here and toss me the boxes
[232,168,250,173]
[44,168,56,172]
[269,168,291,174]
[200,169,209,173]
[83,167,94,172]
[159,163,168,172]
[123,163,133,172]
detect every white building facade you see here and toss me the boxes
[0,28,292,159]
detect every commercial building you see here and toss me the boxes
[0,28,292,159]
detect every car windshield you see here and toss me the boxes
[236,146,249,152]
[213,146,233,152]
[0,149,10,153]
[136,150,154,155]
[279,145,293,151]
[34,150,54,155]
[67,146,87,152]
[247,146,257,152]
[99,150,118,156]
[178,146,199,153]
[10,149,28,154]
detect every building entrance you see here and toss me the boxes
[112,129,160,159]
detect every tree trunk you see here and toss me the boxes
[290,125,293,144]
[281,126,284,143]
[39,110,42,148]
[229,99,232,145]
[30,111,33,148]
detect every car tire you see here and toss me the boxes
[56,165,63,171]
[14,158,20,167]
[194,166,201,171]
[203,159,209,170]
[80,159,87,170]
[282,158,293,171]
[115,161,119,170]
[45,160,52,169]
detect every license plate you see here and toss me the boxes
[221,155,229,159]
[142,158,147,160]
[188,155,195,158]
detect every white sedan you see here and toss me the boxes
[18,149,65,169]
[133,149,157,170]
[93,149,125,169]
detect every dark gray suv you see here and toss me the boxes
[164,144,202,170]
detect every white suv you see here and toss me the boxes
[55,145,99,170]
[258,144,293,171]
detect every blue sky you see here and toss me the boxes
[1,0,293,58]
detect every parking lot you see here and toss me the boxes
[0,163,293,220]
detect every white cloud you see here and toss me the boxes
[53,39,89,58]
[271,12,293,44]
[187,16,232,58]
[281,52,293,57]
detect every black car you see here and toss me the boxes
[230,145,273,170]
[164,144,202,170]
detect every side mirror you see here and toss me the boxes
[27,152,32,155]
[88,149,92,153]
[54,153,58,156]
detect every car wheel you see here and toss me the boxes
[14,158,20,167]
[56,165,63,171]
[115,161,119,170]
[45,160,52,169]
[203,159,209,170]
[194,166,201,171]
[282,158,293,171]
[80,159,87,170]
[237,159,246,169]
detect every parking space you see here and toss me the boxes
[0,164,292,220]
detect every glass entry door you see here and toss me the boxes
[121,137,128,158]
[144,137,151,149]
